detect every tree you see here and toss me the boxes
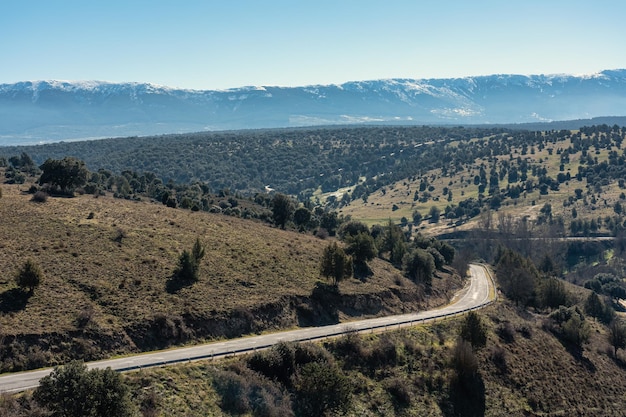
[429,205,441,223]
[294,361,352,417]
[320,242,352,286]
[338,220,369,240]
[608,319,626,357]
[38,157,89,195]
[540,277,569,309]
[402,248,435,285]
[293,206,312,230]
[459,311,487,350]
[34,361,134,417]
[344,232,376,272]
[381,219,406,266]
[174,238,205,282]
[271,193,294,229]
[15,259,43,293]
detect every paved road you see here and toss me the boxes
[0,263,493,393]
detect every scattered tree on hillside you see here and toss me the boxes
[174,238,205,282]
[428,206,441,223]
[320,242,352,286]
[293,206,312,230]
[459,311,487,350]
[584,291,615,324]
[549,306,590,350]
[344,232,376,274]
[338,220,369,240]
[402,248,435,285]
[380,219,407,266]
[540,277,569,309]
[34,361,135,417]
[495,248,539,306]
[38,156,89,195]
[608,319,626,357]
[294,361,352,417]
[15,259,43,293]
[271,193,294,229]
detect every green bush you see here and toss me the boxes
[459,311,487,350]
[293,361,352,417]
[33,361,135,417]
[212,364,293,417]
[173,238,205,282]
[402,248,435,285]
[15,259,43,293]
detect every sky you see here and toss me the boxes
[2,0,625,90]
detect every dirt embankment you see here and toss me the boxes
[0,273,462,373]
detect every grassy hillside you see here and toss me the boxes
[337,127,626,236]
[0,180,460,372]
[46,297,624,416]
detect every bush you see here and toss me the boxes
[451,338,478,379]
[496,322,515,343]
[402,248,435,285]
[15,259,43,293]
[173,238,205,282]
[608,319,626,357]
[31,191,48,203]
[385,377,411,408]
[212,364,293,417]
[459,311,487,350]
[33,361,135,417]
[293,361,352,417]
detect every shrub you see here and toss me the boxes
[402,248,435,285]
[496,321,515,343]
[293,361,352,417]
[33,361,135,417]
[490,346,508,374]
[459,311,487,350]
[31,191,48,203]
[15,259,43,293]
[212,365,293,417]
[385,377,411,408]
[451,338,478,379]
[173,238,205,282]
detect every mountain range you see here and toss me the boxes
[1,69,626,145]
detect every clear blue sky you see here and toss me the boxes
[2,0,625,90]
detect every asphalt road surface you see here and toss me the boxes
[0,263,493,393]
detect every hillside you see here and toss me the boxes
[1,70,626,145]
[21,298,623,416]
[0,179,461,373]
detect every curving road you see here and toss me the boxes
[0,263,493,393]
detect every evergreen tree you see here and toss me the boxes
[34,361,135,417]
[15,259,43,293]
[320,242,352,286]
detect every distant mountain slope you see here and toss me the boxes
[1,70,626,145]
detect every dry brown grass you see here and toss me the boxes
[0,180,458,367]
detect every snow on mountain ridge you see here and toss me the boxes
[1,69,625,145]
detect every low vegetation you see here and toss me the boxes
[2,123,626,414]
